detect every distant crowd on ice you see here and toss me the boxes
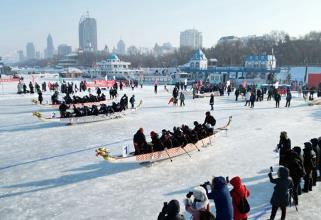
[158,133,321,220]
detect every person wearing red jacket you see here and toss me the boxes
[230,176,250,220]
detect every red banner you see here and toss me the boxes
[86,80,116,88]
[0,78,20,83]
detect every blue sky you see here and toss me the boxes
[1,0,321,58]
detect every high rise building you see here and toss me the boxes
[17,50,24,62]
[58,44,72,56]
[26,42,36,60]
[79,12,97,51]
[45,34,55,58]
[36,51,41,60]
[117,40,126,55]
[180,29,203,49]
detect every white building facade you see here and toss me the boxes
[180,29,203,49]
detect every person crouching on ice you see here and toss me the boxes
[268,166,293,220]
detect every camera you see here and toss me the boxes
[161,202,168,213]
[200,181,210,189]
[226,176,229,183]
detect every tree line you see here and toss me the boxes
[16,31,321,68]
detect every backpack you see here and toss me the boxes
[234,190,250,214]
[199,210,216,220]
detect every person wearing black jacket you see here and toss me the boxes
[133,128,151,155]
[310,138,320,185]
[277,131,291,166]
[157,200,185,220]
[303,142,316,192]
[160,129,173,149]
[274,91,281,108]
[38,91,43,104]
[235,89,240,101]
[150,131,164,152]
[209,94,214,110]
[59,102,69,118]
[283,149,305,205]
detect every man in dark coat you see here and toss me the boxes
[310,138,320,185]
[133,128,151,155]
[160,129,173,149]
[283,150,305,205]
[274,91,281,108]
[285,91,292,107]
[303,142,316,192]
[268,167,293,220]
[209,94,214,110]
[150,131,164,152]
[129,95,135,109]
[38,91,43,104]
[59,102,69,118]
[203,111,216,134]
[277,131,291,166]
[235,89,240,101]
[250,92,256,108]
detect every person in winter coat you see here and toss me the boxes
[268,167,293,220]
[244,91,251,106]
[203,176,233,220]
[274,91,281,108]
[150,131,164,152]
[203,111,216,134]
[310,138,320,184]
[133,128,151,155]
[303,142,317,192]
[29,81,34,94]
[209,94,214,110]
[38,91,43,104]
[235,89,240,101]
[318,137,321,175]
[285,91,292,107]
[179,92,185,107]
[276,131,291,166]
[230,176,250,220]
[250,92,256,108]
[283,149,305,205]
[129,95,135,109]
[184,186,211,220]
[158,199,185,220]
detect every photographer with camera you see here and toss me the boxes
[183,186,214,220]
[268,166,293,220]
[200,177,233,220]
[157,199,185,220]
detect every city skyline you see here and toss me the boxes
[1,0,321,60]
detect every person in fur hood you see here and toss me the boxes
[184,186,211,220]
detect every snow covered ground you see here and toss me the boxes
[0,78,321,220]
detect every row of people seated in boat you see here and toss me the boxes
[58,101,126,118]
[133,112,216,155]
[51,91,106,105]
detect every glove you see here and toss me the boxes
[183,198,192,206]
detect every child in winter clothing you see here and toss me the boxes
[230,176,250,220]
[268,166,293,220]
